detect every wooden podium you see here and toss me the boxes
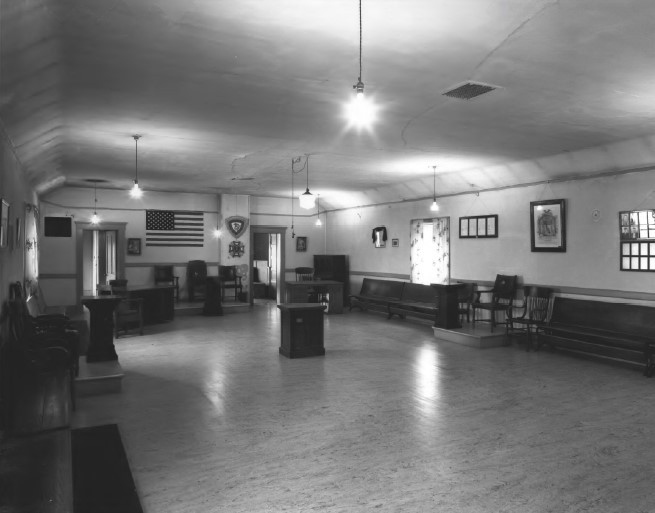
[81,295,122,362]
[277,303,326,358]
[431,283,463,329]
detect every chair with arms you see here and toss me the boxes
[471,274,518,332]
[186,260,207,302]
[456,282,476,323]
[507,286,553,351]
[109,279,143,338]
[154,265,179,303]
[218,265,243,301]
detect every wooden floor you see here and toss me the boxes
[71,302,655,512]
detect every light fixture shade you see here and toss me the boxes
[430,200,440,212]
[315,217,323,226]
[213,228,222,238]
[299,188,315,209]
[91,213,100,224]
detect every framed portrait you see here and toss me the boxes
[530,199,566,252]
[0,199,9,248]
[296,236,307,252]
[127,237,142,255]
[392,238,399,247]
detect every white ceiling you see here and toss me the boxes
[3,0,655,209]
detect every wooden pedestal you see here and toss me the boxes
[431,283,462,329]
[277,303,326,358]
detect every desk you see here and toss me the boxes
[125,284,175,324]
[81,295,122,362]
[284,280,344,313]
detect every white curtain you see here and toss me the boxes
[410,217,450,285]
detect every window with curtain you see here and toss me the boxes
[410,217,450,285]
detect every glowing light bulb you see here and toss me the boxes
[130,180,142,198]
[91,213,100,224]
[430,200,439,212]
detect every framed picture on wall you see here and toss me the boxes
[530,199,566,252]
[392,238,399,247]
[0,199,9,248]
[296,236,307,252]
[127,237,142,255]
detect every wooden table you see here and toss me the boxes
[284,280,344,313]
[81,295,122,362]
[125,284,176,324]
[277,303,327,358]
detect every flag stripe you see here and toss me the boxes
[145,210,204,247]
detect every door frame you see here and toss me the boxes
[249,225,286,305]
[75,221,126,304]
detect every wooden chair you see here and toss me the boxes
[154,265,179,303]
[109,279,143,338]
[507,286,553,351]
[218,265,243,301]
[294,267,322,303]
[456,282,476,323]
[186,260,207,302]
[471,274,518,332]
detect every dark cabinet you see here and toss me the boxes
[313,255,349,306]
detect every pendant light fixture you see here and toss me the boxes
[91,180,100,224]
[130,134,143,198]
[353,0,364,99]
[298,155,315,209]
[315,194,322,226]
[346,0,376,129]
[430,165,440,212]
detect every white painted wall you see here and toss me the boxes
[327,171,655,298]
[40,187,220,304]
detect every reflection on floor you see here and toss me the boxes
[72,305,653,512]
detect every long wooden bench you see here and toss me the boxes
[536,296,655,376]
[349,278,438,321]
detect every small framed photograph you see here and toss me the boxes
[0,199,9,248]
[530,199,566,252]
[392,238,399,247]
[127,237,142,255]
[296,236,307,252]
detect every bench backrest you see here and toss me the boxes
[401,283,438,303]
[551,297,655,335]
[360,278,404,299]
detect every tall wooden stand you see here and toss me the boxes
[277,304,326,358]
[432,283,462,329]
[81,296,122,362]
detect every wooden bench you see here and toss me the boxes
[349,278,439,322]
[536,297,655,376]
[349,278,404,316]
[388,282,438,321]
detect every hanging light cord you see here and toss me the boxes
[358,0,362,84]
[433,166,436,199]
[134,135,140,182]
[94,183,97,212]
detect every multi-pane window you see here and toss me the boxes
[620,210,655,271]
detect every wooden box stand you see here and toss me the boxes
[277,303,326,358]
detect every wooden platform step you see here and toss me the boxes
[75,359,124,397]
[433,323,509,348]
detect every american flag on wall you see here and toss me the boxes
[145,210,204,247]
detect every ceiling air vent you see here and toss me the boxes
[442,81,498,100]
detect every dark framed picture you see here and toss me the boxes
[296,236,307,252]
[459,215,498,238]
[391,238,399,247]
[127,237,142,255]
[0,199,9,248]
[530,199,566,252]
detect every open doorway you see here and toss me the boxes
[250,226,286,305]
[82,229,118,294]
[75,221,126,303]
